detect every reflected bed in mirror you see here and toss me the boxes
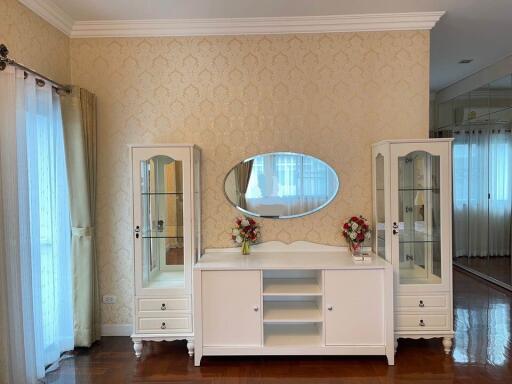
[224,152,339,219]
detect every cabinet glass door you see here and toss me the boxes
[140,155,185,290]
[397,151,442,284]
[374,153,386,259]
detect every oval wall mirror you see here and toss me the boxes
[224,152,339,219]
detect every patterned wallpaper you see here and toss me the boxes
[0,0,70,83]
[0,0,70,379]
[70,31,430,325]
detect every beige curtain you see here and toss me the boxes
[234,160,253,209]
[60,87,100,347]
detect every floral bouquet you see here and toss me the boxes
[232,216,260,255]
[342,215,371,255]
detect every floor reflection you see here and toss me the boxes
[453,269,512,368]
[45,269,512,383]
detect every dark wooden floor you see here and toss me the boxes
[455,255,511,286]
[47,269,512,383]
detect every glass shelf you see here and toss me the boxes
[399,240,440,244]
[141,192,183,195]
[399,227,439,242]
[142,234,184,239]
[142,227,184,238]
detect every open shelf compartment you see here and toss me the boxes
[263,270,322,296]
[263,296,322,323]
[264,323,323,347]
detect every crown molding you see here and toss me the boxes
[18,0,74,36]
[16,3,445,39]
[70,12,445,38]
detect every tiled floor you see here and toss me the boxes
[47,269,512,383]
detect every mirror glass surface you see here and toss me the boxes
[224,152,339,219]
[140,155,184,289]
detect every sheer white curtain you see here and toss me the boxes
[453,128,512,258]
[488,130,512,256]
[0,67,73,383]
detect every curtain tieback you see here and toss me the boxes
[72,226,94,237]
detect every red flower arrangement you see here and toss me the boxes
[232,216,260,255]
[342,215,371,253]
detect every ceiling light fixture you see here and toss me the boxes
[458,59,473,64]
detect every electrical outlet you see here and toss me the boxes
[102,295,116,304]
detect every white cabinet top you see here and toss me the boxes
[194,241,390,270]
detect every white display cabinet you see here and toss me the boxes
[130,144,200,358]
[372,139,454,353]
[192,241,395,366]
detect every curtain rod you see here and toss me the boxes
[0,44,71,93]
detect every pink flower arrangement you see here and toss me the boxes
[342,215,371,253]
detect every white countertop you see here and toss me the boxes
[194,250,390,270]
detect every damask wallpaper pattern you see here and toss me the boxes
[0,0,70,83]
[70,31,430,325]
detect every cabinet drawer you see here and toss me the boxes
[396,313,449,331]
[137,316,192,333]
[137,297,190,313]
[397,295,448,311]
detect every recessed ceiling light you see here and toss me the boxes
[458,59,473,64]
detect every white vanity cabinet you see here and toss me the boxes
[202,271,262,347]
[193,242,395,366]
[130,144,200,358]
[324,270,385,346]
[372,139,454,353]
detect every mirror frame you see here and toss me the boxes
[223,151,340,219]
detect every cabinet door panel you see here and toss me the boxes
[389,142,451,292]
[325,270,384,345]
[202,271,261,346]
[132,146,192,297]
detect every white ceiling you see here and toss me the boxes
[28,0,512,91]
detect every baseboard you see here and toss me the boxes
[101,323,133,336]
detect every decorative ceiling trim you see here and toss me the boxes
[70,11,445,38]
[17,3,445,39]
[18,0,74,36]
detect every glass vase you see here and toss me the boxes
[241,240,251,255]
[350,242,362,257]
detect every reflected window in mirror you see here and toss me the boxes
[225,152,339,219]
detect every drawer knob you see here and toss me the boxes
[161,303,166,310]
[253,306,259,312]
[419,319,425,327]
[161,322,166,329]
[419,300,425,308]
[327,306,333,311]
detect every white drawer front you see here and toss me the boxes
[396,313,449,331]
[138,297,190,314]
[137,316,192,333]
[397,295,448,311]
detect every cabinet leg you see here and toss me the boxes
[386,352,395,366]
[194,352,202,367]
[442,336,453,355]
[186,338,194,357]
[133,340,143,359]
